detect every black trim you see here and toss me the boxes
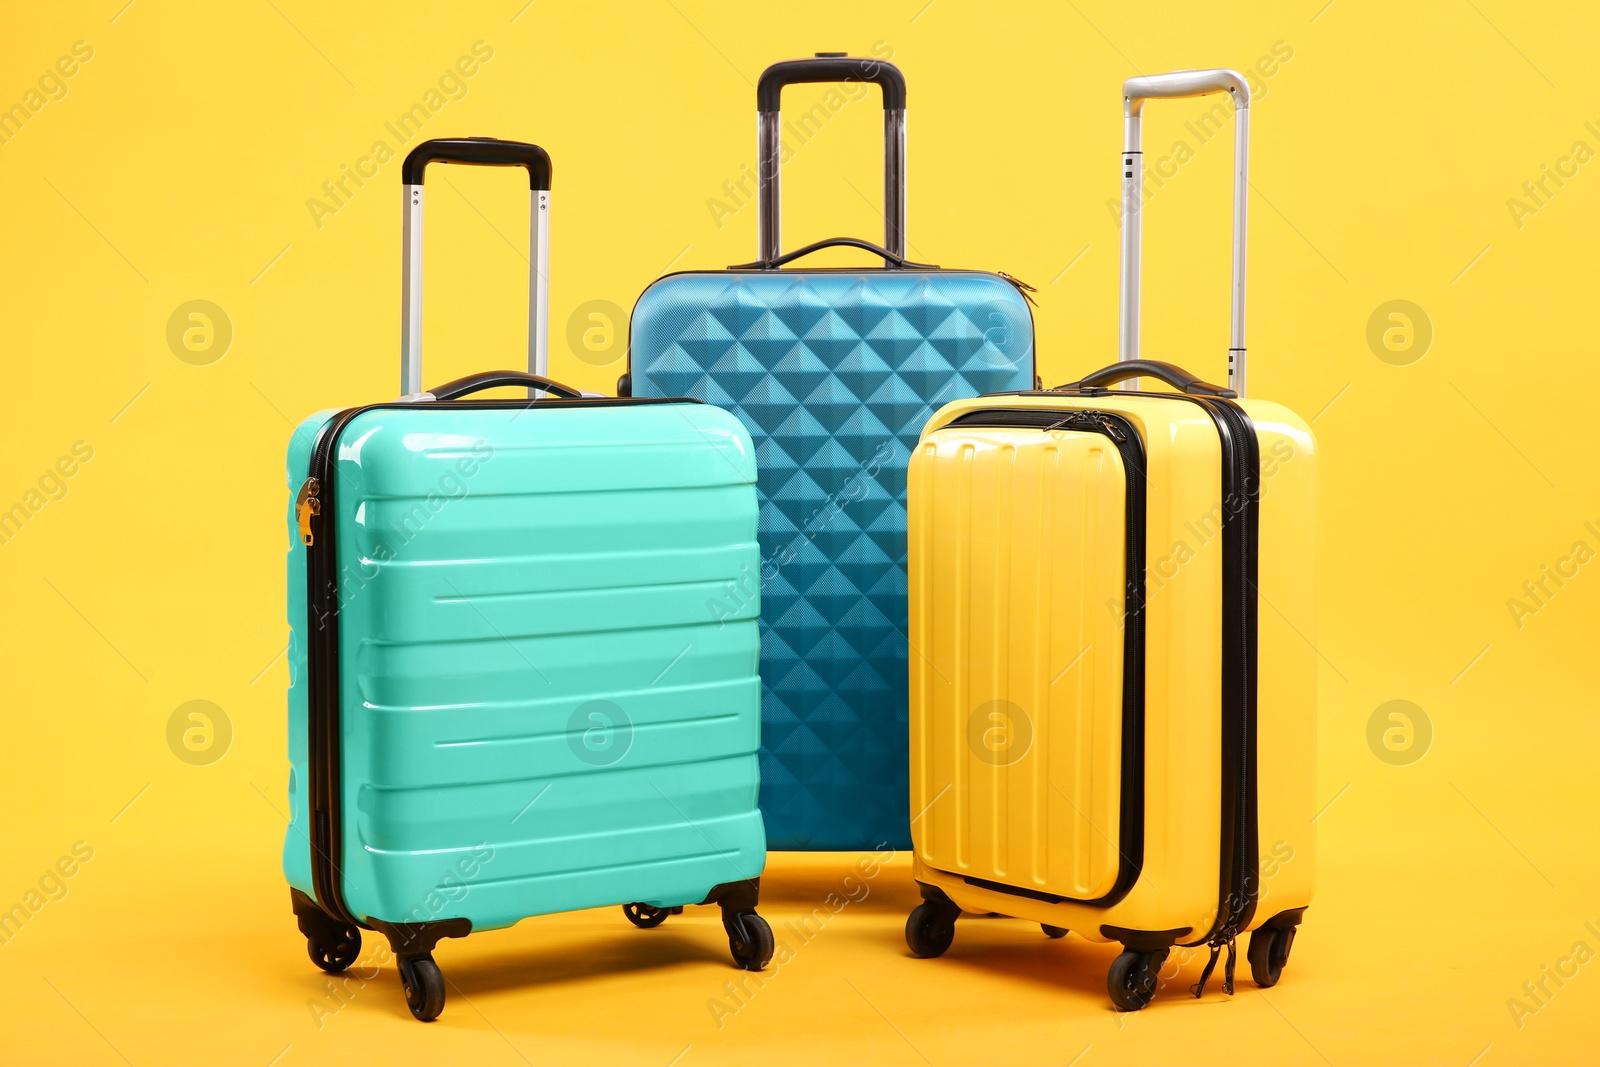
[400,137,552,190]
[938,407,1147,909]
[1009,381,1261,948]
[1187,394,1261,946]
[301,393,701,928]
[757,55,906,112]
[961,876,1063,905]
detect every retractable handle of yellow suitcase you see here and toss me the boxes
[755,53,908,265]
[399,137,552,398]
[1119,70,1250,396]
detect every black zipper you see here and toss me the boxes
[297,394,694,926]
[1190,396,1261,948]
[937,407,1147,908]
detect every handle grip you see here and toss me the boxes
[758,53,907,263]
[729,236,935,271]
[425,370,583,402]
[400,137,553,397]
[757,54,907,111]
[1119,69,1251,395]
[1123,70,1250,114]
[1056,359,1236,398]
[401,137,552,190]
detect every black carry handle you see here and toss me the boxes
[401,137,552,190]
[427,370,583,401]
[757,54,907,111]
[1056,360,1237,398]
[730,236,936,271]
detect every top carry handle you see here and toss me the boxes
[400,137,553,397]
[756,53,907,265]
[1120,70,1251,395]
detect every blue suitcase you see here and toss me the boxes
[283,139,771,1023]
[625,57,1037,850]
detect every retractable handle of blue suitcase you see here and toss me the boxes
[1119,70,1251,396]
[755,53,908,265]
[399,137,552,397]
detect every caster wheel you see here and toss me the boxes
[1107,949,1166,1011]
[623,902,671,929]
[1248,924,1295,988]
[725,912,775,971]
[398,955,445,1022]
[306,924,361,973]
[1042,925,1068,939]
[904,901,958,959]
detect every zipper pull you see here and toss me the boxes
[1190,942,1222,998]
[1223,935,1238,995]
[1042,411,1087,434]
[1097,416,1127,443]
[997,271,1039,307]
[296,477,322,546]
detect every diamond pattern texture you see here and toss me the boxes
[630,271,1035,849]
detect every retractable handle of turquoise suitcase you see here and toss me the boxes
[1119,70,1251,396]
[755,54,907,265]
[400,137,552,397]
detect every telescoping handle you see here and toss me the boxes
[756,53,907,265]
[400,137,553,397]
[1120,70,1250,395]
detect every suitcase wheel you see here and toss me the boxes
[305,923,362,974]
[622,902,672,929]
[1107,949,1168,1012]
[398,954,446,1022]
[1247,924,1295,988]
[1041,925,1069,940]
[904,900,958,959]
[723,911,774,971]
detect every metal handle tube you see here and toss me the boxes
[1119,69,1251,395]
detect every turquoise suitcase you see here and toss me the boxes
[282,139,770,1023]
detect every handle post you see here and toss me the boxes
[1119,69,1250,395]
[756,54,907,263]
[399,137,553,397]
[403,183,425,396]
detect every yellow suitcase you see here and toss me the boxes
[903,69,1316,1011]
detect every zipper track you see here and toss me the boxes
[1189,395,1261,945]
[300,394,695,926]
[934,407,1147,908]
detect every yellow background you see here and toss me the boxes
[3,1,1597,1063]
